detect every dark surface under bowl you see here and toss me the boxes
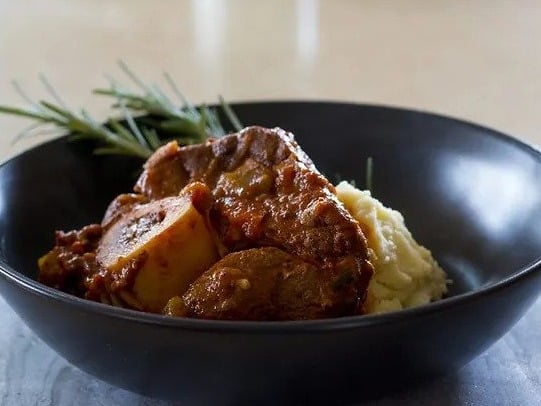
[0,102,540,405]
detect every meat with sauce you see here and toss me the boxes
[177,247,364,320]
[38,224,102,298]
[39,126,373,320]
[132,126,373,319]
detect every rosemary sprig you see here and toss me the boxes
[94,61,242,143]
[0,94,153,159]
[0,62,243,158]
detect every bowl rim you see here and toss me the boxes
[1,100,541,333]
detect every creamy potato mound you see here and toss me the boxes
[336,181,448,314]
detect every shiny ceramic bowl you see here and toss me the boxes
[0,102,540,405]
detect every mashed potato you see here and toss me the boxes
[336,181,448,314]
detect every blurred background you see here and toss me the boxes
[1,0,541,161]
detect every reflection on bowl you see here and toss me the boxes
[0,102,540,405]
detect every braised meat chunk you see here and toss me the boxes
[179,247,363,321]
[137,127,371,258]
[135,126,373,318]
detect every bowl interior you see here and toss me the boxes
[1,102,541,300]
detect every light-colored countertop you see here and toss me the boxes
[0,1,540,405]
[1,1,541,160]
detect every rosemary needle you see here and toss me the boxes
[365,156,374,192]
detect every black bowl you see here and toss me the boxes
[0,102,540,405]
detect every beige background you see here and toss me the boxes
[1,0,540,160]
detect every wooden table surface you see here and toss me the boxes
[0,1,540,404]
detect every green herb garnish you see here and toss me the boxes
[365,156,373,192]
[0,61,242,159]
